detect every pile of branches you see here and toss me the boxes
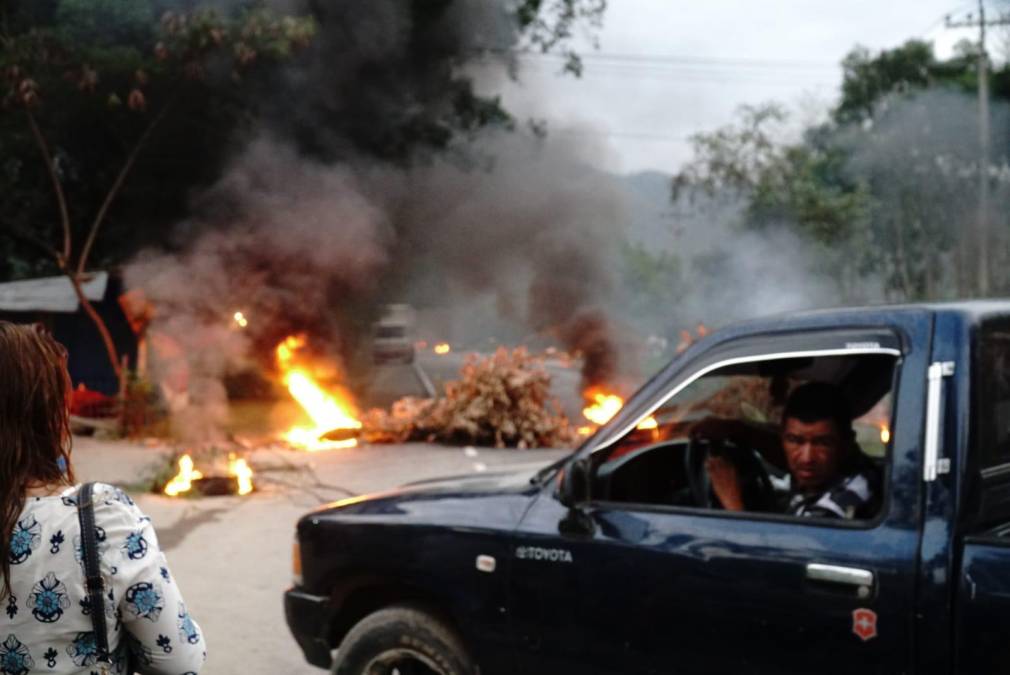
[363,347,577,448]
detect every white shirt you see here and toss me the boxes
[0,483,205,674]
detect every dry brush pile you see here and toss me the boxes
[362,347,578,448]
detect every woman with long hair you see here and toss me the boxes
[0,322,205,674]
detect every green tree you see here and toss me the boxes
[674,38,1010,303]
[0,0,315,379]
[672,104,871,300]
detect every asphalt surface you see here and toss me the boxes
[71,436,569,675]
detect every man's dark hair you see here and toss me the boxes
[782,382,854,438]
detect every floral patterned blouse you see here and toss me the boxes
[0,483,205,674]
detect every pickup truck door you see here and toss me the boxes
[510,317,931,674]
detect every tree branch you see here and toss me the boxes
[24,108,71,267]
[77,96,176,276]
[67,272,122,380]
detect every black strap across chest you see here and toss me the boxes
[75,482,111,663]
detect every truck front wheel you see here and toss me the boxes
[333,605,478,675]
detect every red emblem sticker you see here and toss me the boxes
[852,608,878,641]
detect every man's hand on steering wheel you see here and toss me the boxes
[688,416,778,512]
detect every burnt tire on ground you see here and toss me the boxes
[332,605,477,675]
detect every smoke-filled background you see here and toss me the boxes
[121,0,634,437]
[7,1,1009,438]
[120,3,1010,437]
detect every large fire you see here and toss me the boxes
[579,388,656,436]
[583,390,624,425]
[276,335,362,451]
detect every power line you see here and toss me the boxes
[512,62,837,88]
[918,2,976,36]
[552,129,691,143]
[510,50,838,71]
[474,46,837,71]
[943,1,1010,294]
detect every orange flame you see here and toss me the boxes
[434,343,451,355]
[637,416,658,430]
[228,454,254,495]
[583,391,624,426]
[581,389,656,435]
[276,335,362,451]
[164,455,203,496]
[880,424,891,444]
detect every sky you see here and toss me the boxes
[477,0,1003,174]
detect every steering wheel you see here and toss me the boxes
[684,436,776,511]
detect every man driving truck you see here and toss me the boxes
[696,382,881,519]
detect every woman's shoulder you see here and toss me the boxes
[75,483,146,528]
[56,482,137,507]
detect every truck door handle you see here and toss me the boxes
[805,563,875,588]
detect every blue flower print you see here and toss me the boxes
[125,582,163,622]
[159,566,170,583]
[65,632,98,667]
[122,531,147,560]
[27,573,70,623]
[8,516,40,565]
[0,635,32,675]
[156,634,172,653]
[43,647,56,668]
[80,589,116,621]
[49,530,64,554]
[4,595,15,621]
[102,487,135,507]
[60,495,76,507]
[178,603,200,645]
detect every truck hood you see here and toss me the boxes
[304,465,553,531]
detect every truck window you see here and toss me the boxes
[976,324,1010,471]
[594,353,896,521]
[971,322,1010,530]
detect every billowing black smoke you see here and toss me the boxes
[126,1,627,436]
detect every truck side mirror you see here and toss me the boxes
[558,457,590,508]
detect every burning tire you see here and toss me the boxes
[332,606,477,675]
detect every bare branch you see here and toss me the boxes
[77,96,175,276]
[67,272,122,380]
[24,109,71,267]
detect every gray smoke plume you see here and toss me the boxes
[126,127,629,435]
[124,1,633,436]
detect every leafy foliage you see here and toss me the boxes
[0,0,316,275]
[671,38,1010,303]
[363,347,577,448]
[516,0,607,76]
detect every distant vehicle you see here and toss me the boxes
[286,302,1010,674]
[372,304,415,364]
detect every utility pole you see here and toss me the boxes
[946,3,1010,297]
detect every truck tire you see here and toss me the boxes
[332,605,478,675]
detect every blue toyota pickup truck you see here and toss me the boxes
[285,302,1010,674]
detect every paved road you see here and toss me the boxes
[71,437,569,674]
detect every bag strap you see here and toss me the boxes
[76,482,111,663]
